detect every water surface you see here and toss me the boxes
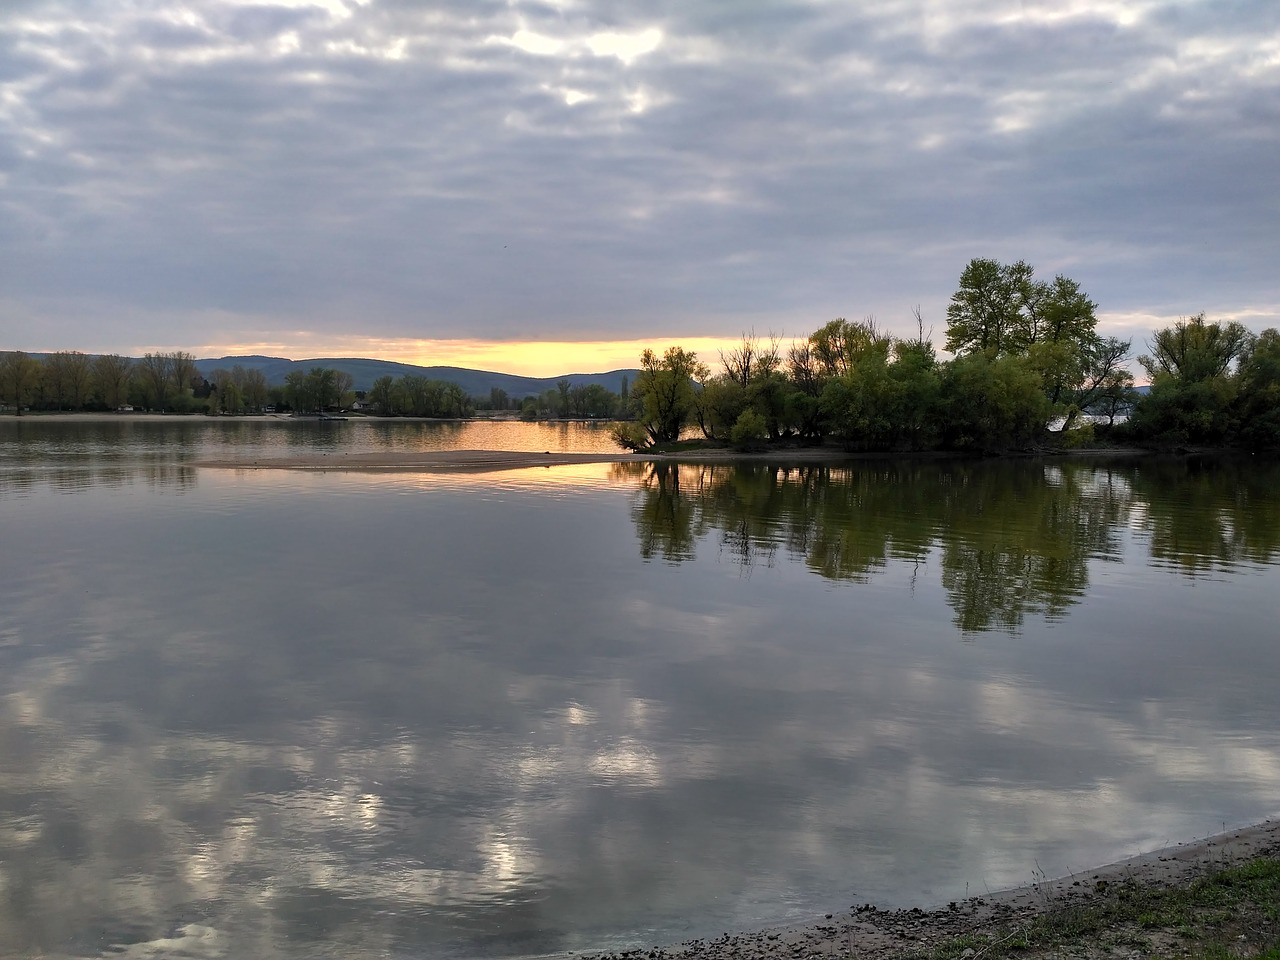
[1,422,1277,959]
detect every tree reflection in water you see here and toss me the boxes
[619,457,1280,634]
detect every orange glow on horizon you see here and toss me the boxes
[196,336,761,378]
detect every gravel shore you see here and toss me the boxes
[559,820,1280,960]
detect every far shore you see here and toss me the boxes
[191,445,1162,473]
[4,410,1202,472]
[565,819,1280,960]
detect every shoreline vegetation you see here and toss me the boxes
[0,410,1235,474]
[565,820,1280,960]
[5,259,1280,454]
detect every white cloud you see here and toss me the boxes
[586,27,662,64]
[0,0,1276,353]
[502,28,566,57]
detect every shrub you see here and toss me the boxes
[609,421,649,451]
[730,409,768,450]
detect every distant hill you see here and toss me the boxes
[193,356,639,397]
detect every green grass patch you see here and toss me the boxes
[895,858,1280,960]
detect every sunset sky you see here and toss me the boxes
[2,0,1277,377]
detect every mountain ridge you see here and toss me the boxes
[187,355,638,397]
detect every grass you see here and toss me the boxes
[897,857,1279,960]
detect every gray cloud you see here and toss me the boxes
[1,0,1277,354]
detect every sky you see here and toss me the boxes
[2,0,1278,377]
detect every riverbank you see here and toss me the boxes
[3,411,1202,470]
[566,820,1279,960]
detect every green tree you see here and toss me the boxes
[1140,313,1253,383]
[282,370,311,413]
[138,352,173,411]
[945,258,1029,356]
[1130,314,1256,444]
[633,347,707,446]
[333,370,355,411]
[695,376,747,441]
[729,409,768,450]
[441,382,470,418]
[940,352,1051,450]
[210,368,244,415]
[92,354,135,410]
[1232,328,1280,450]
[580,383,615,418]
[233,366,269,412]
[1093,368,1138,428]
[888,336,943,450]
[785,340,826,440]
[304,367,339,412]
[169,351,198,400]
[368,375,397,415]
[809,318,892,378]
[946,259,1125,429]
[819,351,898,449]
[42,351,93,410]
[0,351,41,414]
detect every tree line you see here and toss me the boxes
[0,350,400,416]
[6,258,1277,447]
[616,258,1280,452]
[0,352,631,420]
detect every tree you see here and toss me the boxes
[210,368,244,415]
[92,354,134,410]
[1130,314,1257,445]
[945,259,1028,356]
[889,336,943,450]
[169,351,198,399]
[0,351,41,414]
[282,370,310,412]
[138,352,173,411]
[580,383,615,418]
[1234,329,1280,450]
[946,259,1125,430]
[368,375,396,415]
[720,331,781,387]
[441,382,470,418]
[304,367,339,412]
[633,347,707,446]
[946,259,1100,360]
[234,366,269,412]
[1093,369,1138,428]
[556,379,572,418]
[694,375,747,441]
[809,318,892,378]
[940,352,1051,451]
[333,370,355,410]
[1140,313,1254,384]
[42,351,93,410]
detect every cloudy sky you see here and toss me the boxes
[2,0,1277,375]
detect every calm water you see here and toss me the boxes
[1,420,1278,959]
